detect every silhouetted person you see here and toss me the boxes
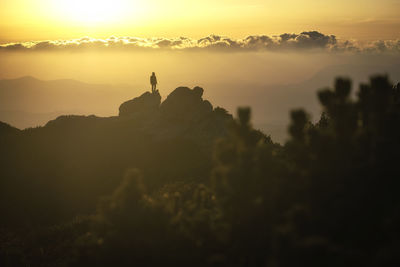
[150,72,157,93]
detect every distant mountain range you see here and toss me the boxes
[0,76,134,128]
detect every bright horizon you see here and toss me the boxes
[1,0,400,43]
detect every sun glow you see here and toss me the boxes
[54,0,131,24]
[0,0,399,42]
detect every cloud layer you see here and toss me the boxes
[1,31,399,53]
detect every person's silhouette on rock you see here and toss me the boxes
[150,72,157,93]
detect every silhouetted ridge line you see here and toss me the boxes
[0,85,233,230]
[0,121,20,134]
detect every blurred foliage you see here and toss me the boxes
[1,76,400,266]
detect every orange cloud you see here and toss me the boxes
[1,31,399,53]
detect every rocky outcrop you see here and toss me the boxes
[160,86,213,121]
[119,91,161,117]
[112,86,232,143]
[118,86,214,123]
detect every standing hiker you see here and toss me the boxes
[150,72,157,93]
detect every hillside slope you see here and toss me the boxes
[0,86,233,226]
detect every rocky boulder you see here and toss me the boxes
[119,91,161,117]
[160,86,213,121]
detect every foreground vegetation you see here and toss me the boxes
[1,76,400,266]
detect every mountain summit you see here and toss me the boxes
[0,85,232,226]
[119,91,161,117]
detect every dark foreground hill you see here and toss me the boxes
[0,86,233,226]
[1,77,400,267]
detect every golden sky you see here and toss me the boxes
[0,0,399,43]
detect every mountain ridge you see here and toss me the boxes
[0,85,235,226]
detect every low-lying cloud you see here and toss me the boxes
[1,31,399,53]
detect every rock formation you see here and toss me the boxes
[119,91,161,117]
[160,86,213,121]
